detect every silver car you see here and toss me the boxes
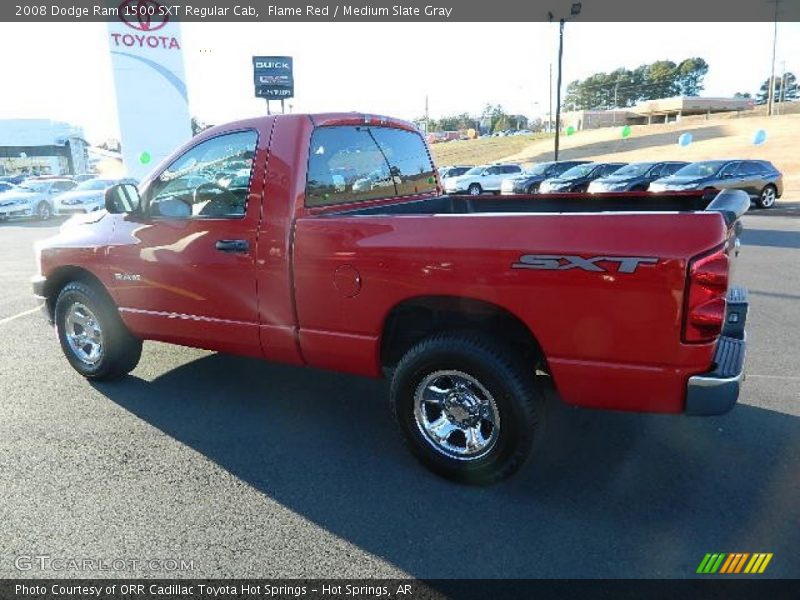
[0,178,76,221]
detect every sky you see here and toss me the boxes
[0,21,798,143]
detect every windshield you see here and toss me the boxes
[673,161,726,177]
[19,181,49,192]
[559,164,595,179]
[464,166,485,176]
[75,179,114,191]
[611,163,654,177]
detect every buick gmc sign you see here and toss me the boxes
[253,56,294,99]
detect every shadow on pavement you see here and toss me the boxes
[741,228,800,250]
[93,353,800,578]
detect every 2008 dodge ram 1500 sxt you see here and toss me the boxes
[33,113,750,484]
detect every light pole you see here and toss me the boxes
[552,3,582,161]
[767,0,779,116]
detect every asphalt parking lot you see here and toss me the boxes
[0,205,798,580]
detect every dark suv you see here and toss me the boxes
[501,160,591,195]
[588,161,688,193]
[650,159,783,208]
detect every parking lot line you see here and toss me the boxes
[0,306,41,325]
[747,373,800,382]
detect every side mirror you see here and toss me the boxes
[105,183,141,214]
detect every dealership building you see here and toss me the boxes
[560,96,754,131]
[0,119,88,176]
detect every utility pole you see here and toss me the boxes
[551,3,581,161]
[424,95,429,133]
[548,63,553,133]
[554,19,565,160]
[767,0,779,116]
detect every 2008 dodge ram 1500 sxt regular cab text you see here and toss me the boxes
[33,113,750,484]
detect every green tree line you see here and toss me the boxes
[563,58,709,111]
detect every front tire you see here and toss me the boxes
[757,184,777,209]
[55,281,142,380]
[467,183,482,196]
[390,332,543,485]
[526,184,540,194]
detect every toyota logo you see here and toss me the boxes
[118,0,169,31]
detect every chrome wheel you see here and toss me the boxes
[64,302,103,365]
[468,185,482,196]
[760,186,776,208]
[413,370,500,460]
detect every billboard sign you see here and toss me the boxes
[253,56,294,99]
[107,0,192,179]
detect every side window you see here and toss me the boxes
[602,165,621,176]
[719,162,739,178]
[738,162,761,176]
[306,126,436,207]
[148,130,257,219]
[662,163,681,176]
[504,165,522,174]
[648,164,664,177]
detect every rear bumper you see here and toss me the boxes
[685,286,749,416]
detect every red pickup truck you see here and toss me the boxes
[33,113,750,484]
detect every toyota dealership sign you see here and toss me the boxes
[107,0,191,179]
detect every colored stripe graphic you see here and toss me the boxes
[697,553,727,573]
[700,553,773,574]
[720,554,736,573]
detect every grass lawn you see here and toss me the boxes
[430,133,551,167]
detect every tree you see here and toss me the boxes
[755,72,798,105]
[734,91,752,99]
[559,57,709,111]
[675,57,709,96]
[191,117,213,135]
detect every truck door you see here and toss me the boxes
[108,129,265,358]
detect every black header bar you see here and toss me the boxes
[4,0,800,22]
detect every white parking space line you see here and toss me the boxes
[0,306,42,325]
[748,374,800,382]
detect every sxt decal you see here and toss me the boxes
[512,255,658,274]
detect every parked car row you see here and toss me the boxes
[0,176,137,221]
[439,158,784,208]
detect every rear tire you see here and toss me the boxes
[390,332,544,485]
[757,184,777,209]
[468,184,482,196]
[526,184,540,194]
[55,281,142,380]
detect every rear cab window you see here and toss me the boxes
[306,125,437,207]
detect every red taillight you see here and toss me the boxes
[684,249,729,343]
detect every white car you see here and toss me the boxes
[0,178,76,221]
[443,164,524,195]
[54,177,137,216]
